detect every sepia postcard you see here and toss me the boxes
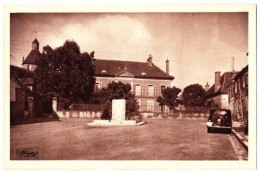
[3,4,257,170]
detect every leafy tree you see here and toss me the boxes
[34,40,96,109]
[182,84,206,106]
[156,86,181,110]
[101,81,141,121]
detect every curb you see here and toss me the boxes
[231,129,248,150]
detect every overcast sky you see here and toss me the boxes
[10,13,248,89]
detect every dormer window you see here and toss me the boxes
[102,70,106,74]
[142,72,146,76]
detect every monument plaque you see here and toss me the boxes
[112,99,126,121]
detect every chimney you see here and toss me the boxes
[147,54,153,67]
[205,82,210,92]
[214,71,221,92]
[166,58,169,75]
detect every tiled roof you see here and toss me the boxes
[93,59,174,80]
[10,65,39,97]
[10,65,34,79]
[234,65,248,81]
[205,71,239,98]
[22,50,41,65]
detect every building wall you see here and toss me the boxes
[228,71,248,122]
[207,94,228,109]
[10,79,18,102]
[92,76,173,112]
[22,64,37,71]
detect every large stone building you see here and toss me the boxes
[227,65,248,123]
[205,71,238,109]
[73,55,175,113]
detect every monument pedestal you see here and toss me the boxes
[87,99,140,126]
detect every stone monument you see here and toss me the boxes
[111,99,125,122]
[87,99,144,126]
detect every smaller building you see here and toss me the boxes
[205,71,238,109]
[10,65,36,122]
[227,65,248,123]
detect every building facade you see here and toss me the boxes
[76,55,175,113]
[227,65,248,123]
[205,71,238,109]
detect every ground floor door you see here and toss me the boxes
[42,100,52,114]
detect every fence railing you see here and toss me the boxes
[71,103,105,112]
[174,106,214,114]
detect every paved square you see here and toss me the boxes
[11,118,238,160]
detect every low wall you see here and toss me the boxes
[141,112,210,119]
[55,110,102,118]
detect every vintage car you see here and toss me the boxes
[207,109,232,133]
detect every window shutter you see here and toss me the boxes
[154,85,156,96]
[159,86,161,96]
[146,85,148,95]
[133,84,136,95]
[140,85,142,95]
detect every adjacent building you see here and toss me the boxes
[227,65,248,123]
[10,39,52,122]
[205,71,238,109]
[72,55,175,113]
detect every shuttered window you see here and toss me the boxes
[148,85,154,96]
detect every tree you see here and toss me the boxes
[182,84,206,106]
[101,81,141,121]
[34,40,96,109]
[156,86,181,110]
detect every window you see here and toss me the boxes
[94,82,101,92]
[27,65,32,71]
[142,72,146,76]
[147,101,154,112]
[135,84,142,95]
[159,85,166,95]
[137,100,141,111]
[102,70,106,74]
[148,85,154,96]
[94,100,100,104]
[242,75,245,88]
[245,73,248,87]
[159,104,165,112]
[28,86,33,91]
[165,106,169,113]
[237,80,240,93]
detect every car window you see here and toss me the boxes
[213,110,227,115]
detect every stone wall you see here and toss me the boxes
[55,110,102,118]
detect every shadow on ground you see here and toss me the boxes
[11,109,60,126]
[11,116,60,126]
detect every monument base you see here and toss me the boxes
[87,120,146,126]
